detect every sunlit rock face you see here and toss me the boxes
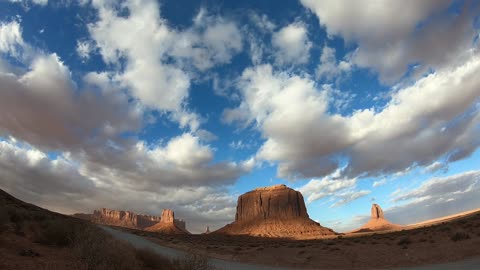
[91,208,161,229]
[235,184,309,222]
[371,204,384,219]
[216,184,337,239]
[351,204,402,233]
[145,209,189,234]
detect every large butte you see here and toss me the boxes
[215,184,336,239]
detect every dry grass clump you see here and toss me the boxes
[450,231,470,242]
[172,254,220,270]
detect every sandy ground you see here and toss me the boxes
[116,210,480,269]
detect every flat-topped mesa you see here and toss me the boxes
[235,184,309,223]
[90,208,161,230]
[371,204,384,219]
[215,184,337,239]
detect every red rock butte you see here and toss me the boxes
[86,208,162,230]
[215,184,336,239]
[145,209,189,234]
[351,203,402,233]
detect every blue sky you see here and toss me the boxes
[0,0,479,233]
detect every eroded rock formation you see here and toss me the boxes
[74,208,162,230]
[351,204,402,233]
[144,209,189,234]
[215,184,336,239]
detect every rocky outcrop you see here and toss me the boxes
[160,209,174,223]
[351,204,402,233]
[144,209,189,234]
[371,204,384,219]
[215,184,337,239]
[73,208,161,230]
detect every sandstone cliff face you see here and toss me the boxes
[351,204,402,233]
[371,204,384,219]
[84,208,161,230]
[235,184,309,222]
[215,184,336,239]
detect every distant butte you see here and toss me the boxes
[144,209,189,234]
[72,208,162,230]
[215,184,337,239]
[351,203,402,233]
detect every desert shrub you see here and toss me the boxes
[7,206,29,224]
[73,226,140,270]
[450,231,470,242]
[397,237,411,246]
[136,248,172,269]
[438,226,451,232]
[35,218,85,247]
[172,254,219,270]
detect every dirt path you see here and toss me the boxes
[100,226,300,270]
[101,226,480,270]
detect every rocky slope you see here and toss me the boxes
[144,209,189,234]
[351,204,402,233]
[215,184,336,239]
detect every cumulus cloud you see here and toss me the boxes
[0,53,142,150]
[225,52,480,180]
[301,0,479,83]
[87,0,243,130]
[272,22,312,65]
[0,137,238,232]
[316,45,352,81]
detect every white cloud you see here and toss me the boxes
[330,190,371,208]
[0,53,142,150]
[301,0,479,83]
[298,175,356,202]
[272,22,312,65]
[9,0,48,6]
[171,9,243,71]
[372,178,387,188]
[195,129,218,142]
[297,173,369,207]
[0,20,27,59]
[316,45,351,81]
[87,1,242,130]
[386,171,480,225]
[76,40,94,60]
[424,161,448,173]
[226,52,480,180]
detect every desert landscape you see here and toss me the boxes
[1,0,480,269]
[2,185,480,269]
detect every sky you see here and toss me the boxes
[0,0,479,233]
